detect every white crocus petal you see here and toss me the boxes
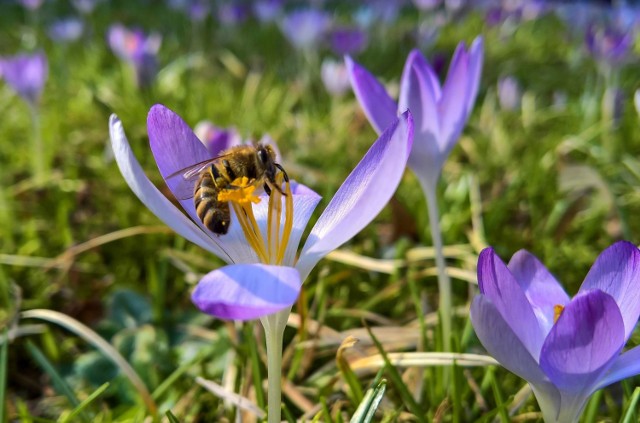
[109,114,230,261]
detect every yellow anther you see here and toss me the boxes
[553,304,565,324]
[218,177,261,205]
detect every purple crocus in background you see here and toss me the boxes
[107,24,161,88]
[497,75,521,111]
[280,9,331,50]
[48,18,84,43]
[109,105,413,423]
[329,27,368,56]
[471,241,640,422]
[585,23,632,66]
[254,0,283,23]
[320,58,351,97]
[0,51,48,106]
[193,121,243,156]
[346,37,482,351]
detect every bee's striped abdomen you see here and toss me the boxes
[194,168,230,235]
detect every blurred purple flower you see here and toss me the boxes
[280,9,331,50]
[109,104,413,320]
[218,3,250,25]
[321,58,351,97]
[497,76,521,111]
[254,0,283,23]
[48,18,84,43]
[471,242,640,423]
[0,52,48,106]
[413,0,441,11]
[19,0,44,10]
[72,0,99,14]
[329,27,368,56]
[193,121,243,156]
[107,24,161,87]
[585,23,632,64]
[346,37,483,188]
[188,0,210,22]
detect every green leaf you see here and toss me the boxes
[59,382,109,423]
[350,376,387,423]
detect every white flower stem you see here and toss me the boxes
[260,309,289,423]
[423,178,452,353]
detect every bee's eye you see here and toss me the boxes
[259,148,269,164]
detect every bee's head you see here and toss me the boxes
[258,144,288,184]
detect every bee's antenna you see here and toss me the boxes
[275,163,289,182]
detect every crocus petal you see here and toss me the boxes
[399,50,440,139]
[297,111,413,280]
[439,42,470,150]
[147,104,234,249]
[192,264,302,320]
[578,240,640,340]
[508,250,570,332]
[108,114,230,261]
[540,290,624,393]
[471,296,554,388]
[345,55,398,135]
[465,37,484,116]
[596,344,640,389]
[477,248,546,358]
[398,50,442,178]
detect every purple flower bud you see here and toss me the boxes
[48,18,84,43]
[497,76,521,111]
[280,9,331,50]
[0,51,48,106]
[585,24,632,64]
[321,59,350,97]
[329,27,368,56]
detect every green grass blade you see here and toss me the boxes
[621,387,640,423]
[59,382,109,423]
[25,341,87,422]
[364,323,425,421]
[165,409,181,423]
[582,389,602,423]
[244,322,265,409]
[350,376,386,423]
[0,328,6,423]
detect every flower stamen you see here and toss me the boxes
[553,304,565,324]
[222,174,294,265]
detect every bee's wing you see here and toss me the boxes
[164,152,235,200]
[165,159,217,200]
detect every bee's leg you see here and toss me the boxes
[264,183,272,196]
[275,164,289,182]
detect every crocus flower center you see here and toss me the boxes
[553,304,565,324]
[219,174,294,265]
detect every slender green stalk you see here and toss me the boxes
[422,178,451,353]
[29,104,44,183]
[260,309,289,423]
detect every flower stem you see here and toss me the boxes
[260,309,289,423]
[422,178,451,353]
[29,104,44,184]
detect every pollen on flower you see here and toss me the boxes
[553,304,565,324]
[217,177,261,205]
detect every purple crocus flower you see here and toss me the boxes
[218,3,250,26]
[280,9,331,50]
[193,121,243,156]
[585,23,632,65]
[253,0,283,23]
[0,52,48,106]
[471,242,640,422]
[108,104,413,320]
[48,18,84,43]
[497,76,521,111]
[321,58,351,97]
[346,37,483,187]
[107,24,161,88]
[329,27,368,56]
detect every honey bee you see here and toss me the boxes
[166,144,288,235]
